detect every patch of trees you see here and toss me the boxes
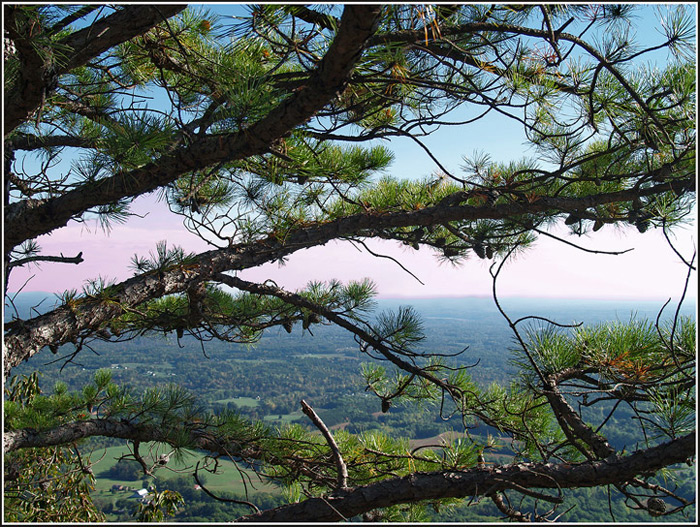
[4,4,696,523]
[102,459,143,481]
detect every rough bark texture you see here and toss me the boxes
[3,5,384,253]
[6,134,94,151]
[3,177,694,380]
[3,5,186,133]
[3,418,260,459]
[237,433,695,522]
[4,418,693,523]
[544,384,615,460]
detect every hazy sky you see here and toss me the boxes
[8,190,696,303]
[6,4,697,305]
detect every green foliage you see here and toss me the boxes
[135,489,185,522]
[5,2,697,522]
[4,374,105,522]
[327,175,460,216]
[130,240,198,274]
[101,114,177,170]
[170,171,235,214]
[647,386,695,440]
[111,276,379,345]
[372,305,425,349]
[4,445,106,523]
[526,325,584,376]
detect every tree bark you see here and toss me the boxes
[3,178,693,380]
[3,418,259,458]
[235,433,695,522]
[3,5,186,133]
[4,418,693,523]
[3,5,384,254]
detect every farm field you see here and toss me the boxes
[213,396,261,408]
[88,443,279,500]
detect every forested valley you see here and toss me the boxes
[8,293,695,522]
[4,3,696,523]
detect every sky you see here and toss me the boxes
[5,3,698,305]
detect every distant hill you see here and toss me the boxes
[6,291,695,523]
[4,291,61,321]
[6,291,695,324]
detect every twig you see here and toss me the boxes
[8,251,84,269]
[532,227,634,255]
[347,238,425,285]
[193,461,261,512]
[661,220,696,270]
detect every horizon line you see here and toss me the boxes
[5,290,697,304]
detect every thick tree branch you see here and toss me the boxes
[3,5,384,254]
[4,417,693,523]
[235,432,695,522]
[543,384,615,460]
[3,5,186,133]
[45,5,102,36]
[5,133,95,151]
[3,178,693,380]
[2,418,261,457]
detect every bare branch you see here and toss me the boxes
[8,251,84,269]
[300,399,348,491]
[531,227,635,256]
[235,432,695,522]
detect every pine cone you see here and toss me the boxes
[646,497,666,517]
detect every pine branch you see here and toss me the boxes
[45,5,102,36]
[215,274,459,397]
[285,5,339,31]
[235,432,695,522]
[4,178,694,380]
[6,134,96,151]
[4,5,186,132]
[4,5,384,254]
[4,417,693,523]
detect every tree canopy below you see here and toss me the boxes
[3,3,696,523]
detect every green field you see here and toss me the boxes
[213,396,261,408]
[263,411,303,424]
[88,444,278,497]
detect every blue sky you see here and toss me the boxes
[7,4,697,304]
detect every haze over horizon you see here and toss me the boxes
[4,4,696,305]
[7,205,696,303]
